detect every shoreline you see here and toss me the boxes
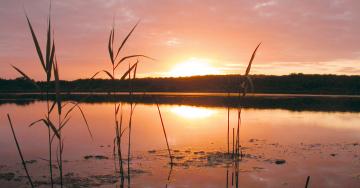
[1,92,360,112]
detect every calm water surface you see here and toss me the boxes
[0,100,360,187]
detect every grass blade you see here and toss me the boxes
[28,117,60,139]
[25,14,46,72]
[47,41,55,82]
[115,104,120,115]
[7,114,34,188]
[156,103,173,164]
[305,176,310,188]
[44,118,60,139]
[53,57,61,114]
[244,42,261,76]
[133,62,138,79]
[108,29,114,65]
[49,100,57,114]
[103,70,114,80]
[11,65,41,91]
[28,118,45,127]
[245,76,254,93]
[114,20,140,60]
[58,116,71,132]
[62,102,93,140]
[114,54,154,70]
[120,61,138,80]
[46,17,51,72]
[90,70,114,80]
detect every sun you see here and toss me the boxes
[168,58,221,77]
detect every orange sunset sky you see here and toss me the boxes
[0,0,360,80]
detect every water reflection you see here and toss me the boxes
[1,101,360,187]
[171,106,217,119]
[1,93,360,112]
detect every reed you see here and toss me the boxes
[232,127,235,157]
[227,106,230,155]
[115,103,125,186]
[165,164,173,188]
[91,20,153,187]
[156,103,173,164]
[11,5,92,187]
[15,5,57,186]
[234,43,261,158]
[127,103,135,187]
[305,176,311,188]
[7,114,34,188]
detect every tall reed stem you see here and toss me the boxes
[232,128,235,157]
[236,109,241,156]
[227,106,230,155]
[156,103,173,164]
[46,86,54,188]
[305,176,311,188]
[57,113,63,188]
[127,103,134,188]
[7,114,34,188]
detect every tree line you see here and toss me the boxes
[1,73,359,94]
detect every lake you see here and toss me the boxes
[0,94,360,187]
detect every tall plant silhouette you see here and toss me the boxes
[11,6,92,188]
[90,20,153,187]
[234,43,261,157]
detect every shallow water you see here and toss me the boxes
[1,99,360,187]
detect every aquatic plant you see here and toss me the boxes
[6,114,34,188]
[305,176,311,188]
[90,20,152,187]
[10,5,92,188]
[234,43,261,157]
[12,6,57,186]
[223,43,261,188]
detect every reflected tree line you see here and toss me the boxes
[1,93,360,112]
[1,74,360,95]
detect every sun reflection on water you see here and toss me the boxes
[170,106,217,119]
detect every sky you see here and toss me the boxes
[0,0,360,80]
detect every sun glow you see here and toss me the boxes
[171,106,217,119]
[168,58,220,77]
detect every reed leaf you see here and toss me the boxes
[133,62,138,79]
[244,42,261,76]
[28,119,45,127]
[7,114,34,188]
[49,100,57,114]
[46,18,51,72]
[114,55,154,70]
[115,104,120,115]
[29,118,60,139]
[120,128,127,137]
[62,102,93,139]
[45,118,60,139]
[73,105,93,139]
[58,116,71,132]
[25,15,46,72]
[111,25,115,50]
[245,76,254,93]
[113,137,116,156]
[90,70,114,80]
[114,21,140,60]
[11,65,41,91]
[53,57,61,114]
[108,29,114,65]
[47,41,55,82]
[120,62,138,80]
[104,70,115,80]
